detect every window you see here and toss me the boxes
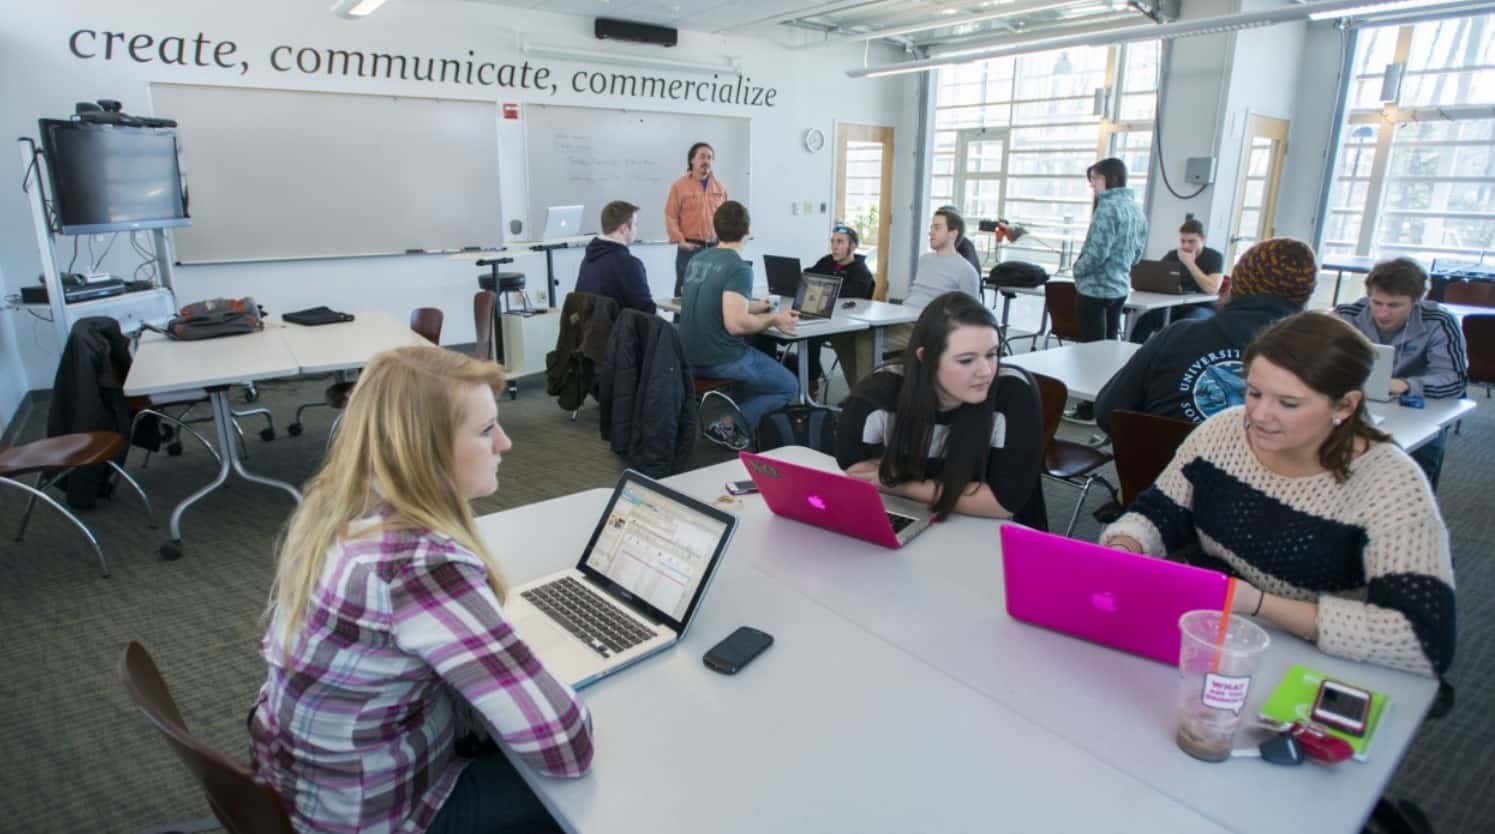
[932,41,1159,273]
[1323,13,1495,267]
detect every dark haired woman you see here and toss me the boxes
[665,141,729,297]
[1069,157,1148,420]
[1102,312,1455,677]
[836,292,1046,528]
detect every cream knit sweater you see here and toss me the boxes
[1102,406,1455,677]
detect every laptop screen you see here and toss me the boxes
[763,255,804,297]
[795,273,842,318]
[578,472,737,631]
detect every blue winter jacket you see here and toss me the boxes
[1072,187,1147,299]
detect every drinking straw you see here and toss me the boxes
[1210,578,1239,674]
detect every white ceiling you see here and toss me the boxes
[463,0,820,32]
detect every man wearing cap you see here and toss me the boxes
[1094,237,1320,434]
[802,224,876,393]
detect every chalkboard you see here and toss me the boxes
[151,83,502,262]
[523,104,750,242]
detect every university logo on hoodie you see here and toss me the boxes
[1178,349,1246,422]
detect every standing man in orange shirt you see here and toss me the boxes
[665,142,730,298]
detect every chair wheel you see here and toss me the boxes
[166,442,184,456]
[159,540,183,561]
[259,427,276,442]
[287,422,303,437]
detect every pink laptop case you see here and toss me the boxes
[1000,525,1231,665]
[739,452,902,549]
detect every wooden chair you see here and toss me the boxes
[1041,281,1083,349]
[1444,281,1495,308]
[118,642,295,834]
[1108,409,1198,506]
[1463,314,1495,399]
[0,431,151,577]
[473,290,498,361]
[410,307,445,344]
[1031,373,1118,536]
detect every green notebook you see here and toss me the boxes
[1257,664,1390,762]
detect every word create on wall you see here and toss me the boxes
[65,28,780,109]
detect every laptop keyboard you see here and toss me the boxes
[887,512,916,534]
[521,576,657,658]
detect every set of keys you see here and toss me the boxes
[1229,718,1355,766]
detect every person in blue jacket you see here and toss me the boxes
[576,201,656,314]
[1069,157,1147,421]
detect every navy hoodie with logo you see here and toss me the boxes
[576,237,656,314]
[1094,294,1302,434]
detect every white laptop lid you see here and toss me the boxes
[1363,343,1397,402]
[542,205,584,240]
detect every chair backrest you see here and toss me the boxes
[1109,409,1198,505]
[1030,372,1067,454]
[1463,314,1495,386]
[473,291,497,361]
[1043,281,1083,341]
[410,307,444,344]
[118,642,295,834]
[1443,281,1495,308]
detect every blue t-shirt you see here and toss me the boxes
[679,247,754,366]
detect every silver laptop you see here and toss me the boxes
[506,470,738,688]
[1363,343,1397,402]
[792,273,843,329]
[541,205,584,239]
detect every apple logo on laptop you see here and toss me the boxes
[806,494,827,511]
[1090,591,1118,613]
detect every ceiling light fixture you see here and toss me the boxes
[522,42,742,77]
[1307,0,1453,21]
[848,0,1442,78]
[330,0,390,19]
[843,0,1094,42]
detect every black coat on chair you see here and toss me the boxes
[46,317,139,508]
[598,311,696,478]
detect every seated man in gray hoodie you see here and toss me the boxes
[1335,257,1467,487]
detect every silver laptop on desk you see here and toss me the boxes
[542,205,584,239]
[505,470,738,688]
[1363,343,1397,402]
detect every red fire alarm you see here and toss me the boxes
[502,103,519,120]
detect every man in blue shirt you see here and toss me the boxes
[575,201,656,314]
[679,201,799,449]
[1335,257,1468,487]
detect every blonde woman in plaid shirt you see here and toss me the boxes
[250,346,593,834]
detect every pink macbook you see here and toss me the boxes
[739,452,934,549]
[1000,525,1231,664]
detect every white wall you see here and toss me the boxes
[1275,20,1352,246]
[0,0,914,419]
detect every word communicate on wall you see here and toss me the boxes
[65,28,779,108]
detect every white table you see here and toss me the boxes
[1008,341,1477,451]
[1445,302,1492,324]
[478,448,1437,833]
[124,313,427,559]
[1008,340,1140,401]
[476,490,1227,834]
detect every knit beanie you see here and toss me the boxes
[1228,237,1318,307]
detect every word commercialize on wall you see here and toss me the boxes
[65,28,781,109]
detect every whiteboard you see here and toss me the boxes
[151,83,502,262]
[524,104,750,242]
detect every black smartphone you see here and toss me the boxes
[725,479,759,495]
[703,626,774,674]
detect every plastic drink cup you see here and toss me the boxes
[1175,609,1271,762]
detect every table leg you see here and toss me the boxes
[797,338,811,405]
[872,326,885,372]
[160,388,303,560]
[1332,269,1346,306]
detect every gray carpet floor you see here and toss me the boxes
[0,357,1489,833]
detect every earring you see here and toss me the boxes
[1242,415,1252,429]
[1332,417,1343,427]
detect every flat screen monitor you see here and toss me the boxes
[38,119,190,235]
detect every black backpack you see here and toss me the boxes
[987,261,1049,289]
[754,403,838,455]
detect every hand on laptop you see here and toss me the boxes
[844,459,881,483]
[1389,378,1410,396]
[1108,534,1144,554]
[774,308,800,334]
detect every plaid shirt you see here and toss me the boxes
[250,517,593,834]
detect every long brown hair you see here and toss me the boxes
[1243,312,1392,482]
[266,346,509,648]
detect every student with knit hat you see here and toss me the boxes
[1095,237,1319,434]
